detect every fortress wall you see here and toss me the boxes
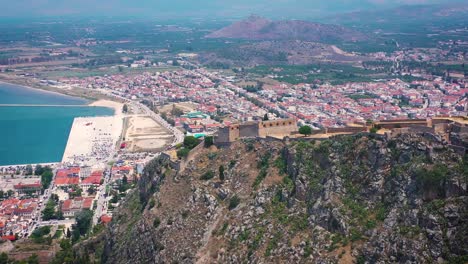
[258,119,297,137]
[452,124,468,133]
[240,123,260,138]
[229,125,240,141]
[378,119,427,123]
[215,127,231,144]
[326,126,367,134]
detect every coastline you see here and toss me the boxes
[0,77,125,167]
[0,80,90,104]
[0,73,119,102]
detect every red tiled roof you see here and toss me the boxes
[13,182,41,189]
[62,200,72,211]
[2,235,16,241]
[81,176,101,185]
[82,198,93,209]
[100,215,112,224]
[55,177,79,186]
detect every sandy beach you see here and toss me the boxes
[61,100,124,166]
[89,100,124,116]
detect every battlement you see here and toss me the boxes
[215,118,297,144]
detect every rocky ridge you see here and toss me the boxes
[79,132,467,263]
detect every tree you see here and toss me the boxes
[229,195,240,210]
[87,185,96,195]
[69,185,82,199]
[299,126,312,137]
[25,164,33,175]
[75,210,93,236]
[66,228,71,238]
[370,127,379,134]
[177,148,190,159]
[0,253,8,264]
[219,165,225,182]
[42,200,57,220]
[122,104,128,113]
[183,136,199,149]
[204,136,214,148]
[34,165,44,176]
[41,170,53,189]
[263,113,269,121]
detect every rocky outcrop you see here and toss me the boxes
[95,133,467,263]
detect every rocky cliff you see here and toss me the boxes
[82,132,467,263]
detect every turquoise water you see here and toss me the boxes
[0,83,114,166]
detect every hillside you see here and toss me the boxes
[199,40,370,67]
[73,131,468,263]
[206,15,367,43]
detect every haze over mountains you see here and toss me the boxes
[206,15,367,42]
[325,2,468,25]
[1,0,465,19]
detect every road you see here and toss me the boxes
[26,169,57,237]
[92,168,111,225]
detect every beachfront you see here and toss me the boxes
[61,100,124,166]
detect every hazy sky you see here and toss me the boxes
[0,0,462,19]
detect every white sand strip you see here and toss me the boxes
[61,115,123,166]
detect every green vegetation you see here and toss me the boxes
[40,166,53,189]
[153,217,161,228]
[204,136,214,148]
[415,164,448,197]
[253,153,271,189]
[347,93,379,101]
[42,198,63,221]
[30,226,52,244]
[183,136,199,149]
[176,148,190,158]
[200,171,215,181]
[177,136,200,159]
[219,165,225,182]
[71,210,93,243]
[0,252,40,264]
[247,63,381,85]
[228,195,240,210]
[274,154,287,175]
[299,126,312,136]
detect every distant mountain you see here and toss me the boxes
[206,15,367,42]
[325,3,468,25]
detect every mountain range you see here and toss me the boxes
[206,15,367,43]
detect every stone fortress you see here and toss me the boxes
[215,118,297,144]
[214,116,468,154]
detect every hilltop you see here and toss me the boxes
[206,15,367,43]
[71,131,467,263]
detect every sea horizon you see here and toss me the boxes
[0,82,114,166]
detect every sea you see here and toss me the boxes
[0,82,114,166]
